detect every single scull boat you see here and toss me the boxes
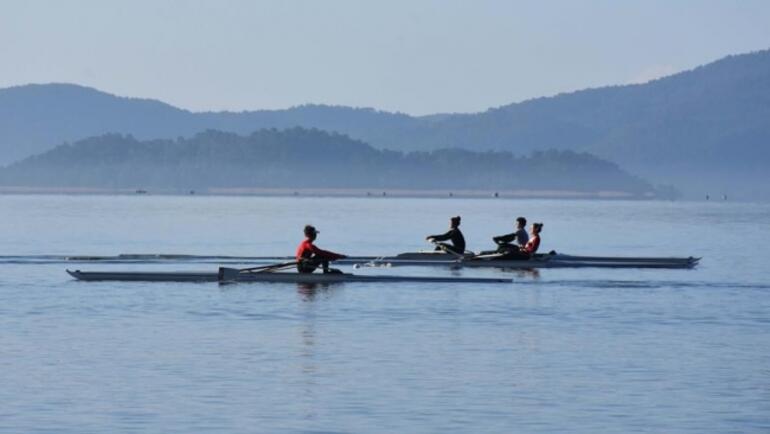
[66,269,512,284]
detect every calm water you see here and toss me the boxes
[1,195,769,433]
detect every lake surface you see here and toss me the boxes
[1,195,769,433]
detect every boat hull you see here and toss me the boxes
[356,259,698,269]
[351,252,700,269]
[66,270,511,284]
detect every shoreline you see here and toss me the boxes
[0,186,653,199]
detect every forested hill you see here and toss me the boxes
[0,128,655,196]
[2,49,768,198]
[0,83,418,166]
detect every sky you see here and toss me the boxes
[2,0,770,115]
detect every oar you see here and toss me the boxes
[218,260,298,282]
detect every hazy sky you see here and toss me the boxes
[2,0,769,114]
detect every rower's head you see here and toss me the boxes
[532,223,543,235]
[304,224,319,241]
[450,216,461,228]
[516,217,527,229]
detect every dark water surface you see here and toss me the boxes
[1,195,769,433]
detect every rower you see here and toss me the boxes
[296,225,347,274]
[492,216,529,254]
[498,222,543,260]
[426,216,466,255]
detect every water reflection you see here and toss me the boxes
[510,268,540,279]
[297,289,319,421]
[295,282,336,301]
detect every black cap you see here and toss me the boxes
[304,225,319,236]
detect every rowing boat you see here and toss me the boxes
[356,259,697,269]
[348,251,700,269]
[389,251,698,263]
[66,269,512,284]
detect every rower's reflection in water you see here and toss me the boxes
[296,282,335,302]
[294,282,340,421]
[296,287,319,421]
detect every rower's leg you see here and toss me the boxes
[499,250,531,261]
[321,259,343,274]
[443,245,462,255]
[297,258,319,274]
[435,242,454,253]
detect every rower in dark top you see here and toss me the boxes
[498,222,543,260]
[426,216,466,255]
[492,216,529,254]
[296,225,347,274]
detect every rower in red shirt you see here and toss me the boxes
[521,223,542,255]
[498,222,543,260]
[296,225,347,274]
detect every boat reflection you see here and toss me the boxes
[507,268,540,279]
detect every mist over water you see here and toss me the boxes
[1,195,769,433]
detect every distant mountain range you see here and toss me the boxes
[1,49,768,198]
[0,128,654,196]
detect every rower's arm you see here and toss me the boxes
[428,230,453,242]
[493,233,516,244]
[311,245,346,260]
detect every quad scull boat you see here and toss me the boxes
[356,251,700,269]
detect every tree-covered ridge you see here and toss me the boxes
[3,49,767,197]
[0,128,654,195]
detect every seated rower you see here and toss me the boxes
[426,216,466,255]
[492,216,529,254]
[498,222,543,260]
[296,225,347,274]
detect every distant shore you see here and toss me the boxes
[0,186,653,199]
